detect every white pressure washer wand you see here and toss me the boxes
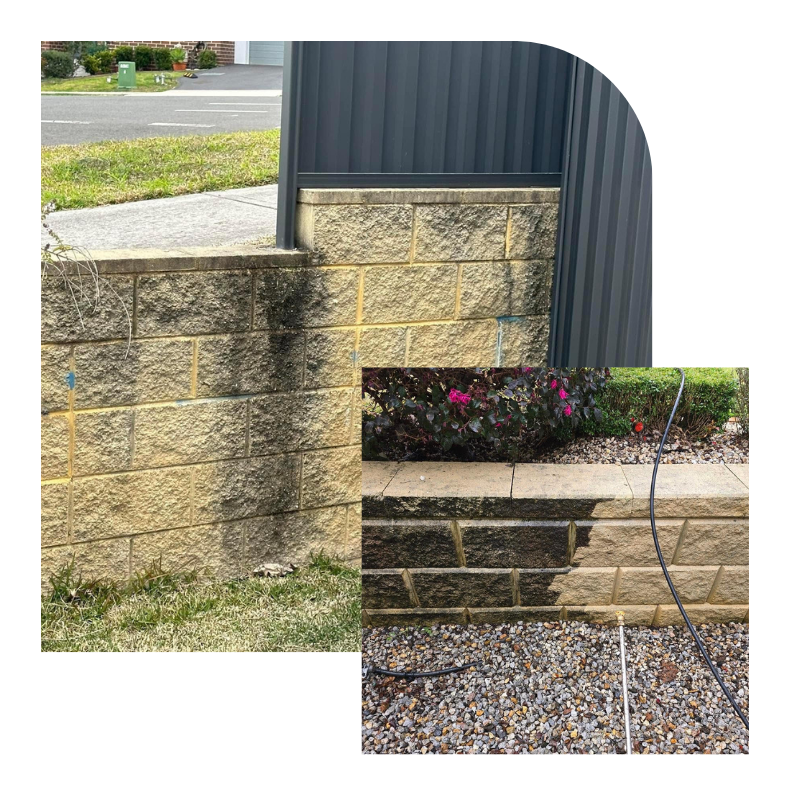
[616,610,632,755]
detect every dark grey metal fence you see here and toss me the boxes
[548,59,652,366]
[276,42,652,367]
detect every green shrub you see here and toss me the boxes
[582,368,737,439]
[170,47,187,64]
[133,45,154,70]
[81,54,100,75]
[113,45,134,63]
[363,368,610,461]
[93,49,115,72]
[197,49,218,69]
[41,50,75,78]
[153,47,173,70]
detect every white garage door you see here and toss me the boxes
[248,42,285,66]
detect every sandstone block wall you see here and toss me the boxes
[295,188,559,367]
[362,462,749,627]
[40,248,365,592]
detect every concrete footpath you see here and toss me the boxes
[42,185,278,249]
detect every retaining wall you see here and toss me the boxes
[295,187,558,366]
[361,462,749,627]
[40,247,364,591]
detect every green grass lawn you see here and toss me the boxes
[41,555,361,652]
[42,71,184,93]
[41,129,281,209]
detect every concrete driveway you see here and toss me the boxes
[42,65,282,145]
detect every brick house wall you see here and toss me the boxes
[41,41,235,64]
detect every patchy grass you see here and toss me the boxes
[41,129,281,209]
[41,555,361,652]
[42,71,183,93]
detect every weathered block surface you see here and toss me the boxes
[458,261,552,319]
[414,205,507,262]
[616,566,718,605]
[196,332,303,396]
[508,204,559,259]
[362,520,459,569]
[41,415,70,480]
[572,519,685,567]
[137,271,252,337]
[41,482,69,547]
[410,568,514,608]
[41,346,71,413]
[459,520,570,568]
[301,446,361,508]
[356,327,407,367]
[73,409,134,475]
[305,329,356,389]
[674,519,749,565]
[406,320,498,366]
[362,570,413,609]
[362,265,458,324]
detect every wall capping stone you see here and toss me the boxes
[297,187,561,205]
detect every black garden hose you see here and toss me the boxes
[651,368,749,730]
[362,662,480,680]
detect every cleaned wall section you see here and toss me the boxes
[296,187,559,366]
[362,462,749,626]
[40,248,361,591]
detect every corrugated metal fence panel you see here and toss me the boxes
[549,59,652,367]
[296,41,572,175]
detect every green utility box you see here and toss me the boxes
[117,61,136,89]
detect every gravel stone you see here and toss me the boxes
[362,620,748,754]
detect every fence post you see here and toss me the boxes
[276,41,302,250]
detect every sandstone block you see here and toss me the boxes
[74,339,194,408]
[616,566,718,605]
[196,332,303,397]
[376,462,514,518]
[563,606,656,626]
[242,506,349,567]
[356,327,407,367]
[458,260,553,319]
[346,503,362,564]
[468,606,563,624]
[656,604,748,626]
[362,520,459,569]
[363,608,468,628]
[709,566,748,604]
[73,409,134,476]
[512,464,633,519]
[497,315,549,365]
[136,271,252,337]
[297,203,413,264]
[41,346,71,412]
[132,398,247,469]
[459,520,570,568]
[41,414,70,480]
[362,265,458,324]
[249,389,353,455]
[71,467,192,540]
[410,568,513,608]
[673,519,749,565]
[362,569,413,608]
[301,446,360,508]
[572,519,685,567]
[622,464,749,517]
[41,481,69,547]
[131,523,242,580]
[41,538,131,594]
[254,268,359,329]
[41,274,134,343]
[406,320,498,366]
[545,567,618,606]
[305,329,357,389]
[193,454,301,524]
[508,204,559,259]
[414,205,507,262]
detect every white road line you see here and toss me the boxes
[174,109,272,114]
[149,122,216,128]
[41,119,92,124]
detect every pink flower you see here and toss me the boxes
[448,388,470,405]
[564,405,572,417]
[559,388,567,400]
[523,367,532,373]
[550,380,558,389]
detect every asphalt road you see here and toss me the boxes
[42,66,283,146]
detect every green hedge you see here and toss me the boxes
[581,368,737,438]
